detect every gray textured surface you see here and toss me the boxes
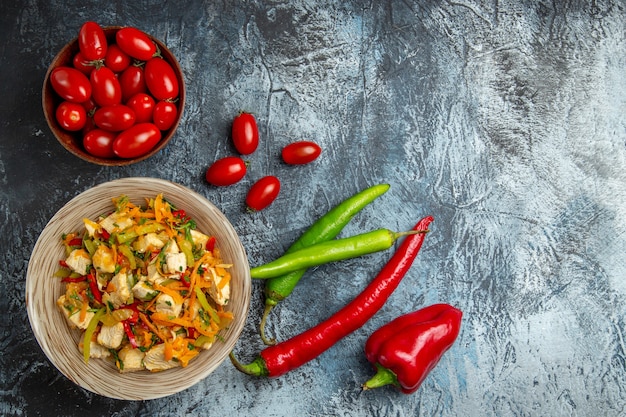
[1,1,625,416]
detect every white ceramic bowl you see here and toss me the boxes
[25,177,251,400]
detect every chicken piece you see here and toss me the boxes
[155,293,182,317]
[204,267,230,306]
[132,279,158,301]
[144,344,180,372]
[146,259,167,285]
[92,244,116,274]
[65,249,91,275]
[189,229,210,249]
[99,211,133,234]
[164,252,186,274]
[83,217,101,237]
[57,295,94,330]
[96,322,125,349]
[117,345,146,373]
[133,232,166,253]
[106,271,132,308]
[80,340,111,359]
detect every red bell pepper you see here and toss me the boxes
[362,303,462,394]
[86,272,102,304]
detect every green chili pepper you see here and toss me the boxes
[83,307,106,363]
[260,183,390,345]
[250,228,428,280]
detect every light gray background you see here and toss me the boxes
[1,1,624,416]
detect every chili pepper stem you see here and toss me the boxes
[362,363,400,391]
[229,351,268,377]
[259,303,277,345]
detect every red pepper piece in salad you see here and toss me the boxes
[362,303,462,394]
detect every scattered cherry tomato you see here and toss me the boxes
[119,65,147,102]
[78,21,107,61]
[94,104,136,131]
[145,58,179,101]
[104,44,131,73]
[83,129,116,158]
[205,156,247,186]
[113,122,162,158]
[231,112,259,155]
[90,67,122,107]
[115,27,156,61]
[126,93,155,123]
[55,101,87,131]
[72,52,95,75]
[282,141,322,165]
[246,175,280,211]
[50,67,92,103]
[152,101,177,130]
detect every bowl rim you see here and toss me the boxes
[25,177,251,400]
[42,26,186,166]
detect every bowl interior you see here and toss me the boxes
[42,27,185,166]
[25,178,250,400]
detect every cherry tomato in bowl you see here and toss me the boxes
[246,176,280,211]
[56,101,87,131]
[145,58,179,101]
[78,21,107,61]
[82,129,116,158]
[49,67,92,103]
[115,27,156,61]
[282,141,322,165]
[112,123,162,159]
[153,101,177,130]
[205,157,247,187]
[231,112,259,155]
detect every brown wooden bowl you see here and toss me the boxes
[42,26,185,166]
[26,178,251,399]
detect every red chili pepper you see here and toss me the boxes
[206,236,216,252]
[362,303,462,394]
[100,229,111,240]
[230,215,434,377]
[61,275,87,283]
[86,272,102,304]
[123,320,138,348]
[59,260,69,268]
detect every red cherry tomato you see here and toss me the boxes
[113,123,162,158]
[119,65,147,102]
[126,93,155,123]
[90,67,122,106]
[94,104,136,131]
[104,44,131,73]
[55,101,87,131]
[231,112,259,155]
[72,52,95,75]
[246,176,280,211]
[83,129,116,158]
[78,21,107,61]
[152,101,177,130]
[282,141,322,165]
[205,157,247,186]
[49,67,92,103]
[115,27,156,61]
[144,58,179,100]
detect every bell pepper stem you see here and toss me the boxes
[362,363,400,391]
[229,351,269,377]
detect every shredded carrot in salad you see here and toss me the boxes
[55,194,234,373]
